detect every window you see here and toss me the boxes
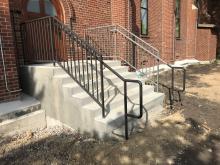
[27,0,40,13]
[44,0,57,17]
[26,0,58,16]
[141,0,148,35]
[175,0,181,38]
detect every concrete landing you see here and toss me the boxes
[0,93,46,136]
[0,93,41,122]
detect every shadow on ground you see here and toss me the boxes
[0,106,220,165]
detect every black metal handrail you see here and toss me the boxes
[21,16,143,140]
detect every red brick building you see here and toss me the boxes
[0,0,217,103]
[0,0,20,102]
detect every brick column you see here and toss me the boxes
[111,0,128,27]
[0,0,20,102]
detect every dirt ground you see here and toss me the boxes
[0,61,220,165]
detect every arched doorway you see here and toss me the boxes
[21,0,67,63]
[22,0,64,21]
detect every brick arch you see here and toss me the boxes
[9,0,73,24]
[59,0,73,24]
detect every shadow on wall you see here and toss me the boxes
[19,66,45,104]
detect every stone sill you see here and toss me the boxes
[198,24,216,28]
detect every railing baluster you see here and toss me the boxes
[45,19,50,61]
[66,32,70,72]
[77,40,81,82]
[72,38,77,80]
[28,23,35,61]
[157,59,159,92]
[95,55,99,100]
[81,44,86,87]
[90,51,94,95]
[85,36,90,91]
[69,34,73,75]
[124,81,128,140]
[49,17,55,65]
[40,20,46,61]
[38,20,43,60]
[100,55,105,117]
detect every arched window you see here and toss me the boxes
[44,0,57,16]
[25,0,58,17]
[27,0,40,13]
[141,0,148,35]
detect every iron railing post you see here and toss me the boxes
[100,55,105,118]
[183,69,186,91]
[171,67,175,107]
[49,17,56,66]
[114,27,117,59]
[156,59,159,92]
[124,81,128,140]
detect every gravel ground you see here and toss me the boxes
[0,61,220,165]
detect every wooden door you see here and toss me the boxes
[22,0,66,62]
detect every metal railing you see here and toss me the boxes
[85,25,186,107]
[21,16,143,140]
[85,25,161,90]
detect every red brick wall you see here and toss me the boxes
[9,0,112,37]
[7,0,218,68]
[196,28,217,61]
[174,0,210,61]
[0,0,20,102]
[175,0,191,60]
[129,0,164,67]
[186,2,197,59]
[210,31,217,60]
[130,0,217,64]
[161,0,175,62]
[68,0,112,37]
[112,0,128,28]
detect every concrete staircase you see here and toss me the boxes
[0,94,46,136]
[21,60,164,138]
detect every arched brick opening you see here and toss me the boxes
[8,0,74,65]
[9,0,73,24]
[59,0,75,26]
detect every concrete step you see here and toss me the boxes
[53,74,75,85]
[0,94,41,123]
[54,60,122,75]
[96,92,164,122]
[48,59,165,139]
[0,110,46,136]
[61,71,138,96]
[111,104,164,137]
[72,85,154,106]
[94,92,164,137]
[0,94,46,136]
[54,65,130,83]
